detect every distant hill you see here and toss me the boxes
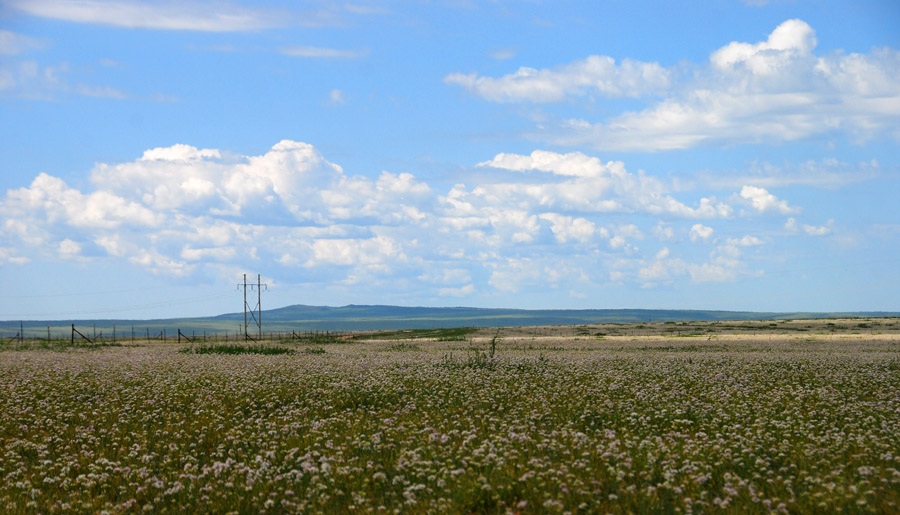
[209,304,900,331]
[4,304,899,337]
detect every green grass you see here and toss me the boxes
[0,340,124,352]
[633,344,729,352]
[435,351,497,370]
[364,327,478,341]
[288,332,353,345]
[180,343,296,355]
[387,342,421,352]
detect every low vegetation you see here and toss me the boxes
[1,321,898,513]
[363,327,478,341]
[0,339,124,352]
[387,342,421,352]
[180,342,296,356]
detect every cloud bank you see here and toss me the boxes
[1,141,816,297]
[447,19,900,151]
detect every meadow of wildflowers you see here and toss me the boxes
[1,322,899,513]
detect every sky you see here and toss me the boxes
[1,0,899,320]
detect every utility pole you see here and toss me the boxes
[237,273,267,340]
[258,273,262,340]
[243,273,247,340]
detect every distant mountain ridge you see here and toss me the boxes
[5,304,899,334]
[215,304,896,331]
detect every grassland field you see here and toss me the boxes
[1,319,899,513]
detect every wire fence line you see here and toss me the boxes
[3,318,899,347]
[0,324,358,346]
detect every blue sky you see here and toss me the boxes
[1,0,899,320]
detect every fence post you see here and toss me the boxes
[71,324,75,345]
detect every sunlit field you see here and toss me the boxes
[2,321,899,513]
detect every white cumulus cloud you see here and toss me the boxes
[454,19,900,151]
[711,19,817,74]
[478,150,733,219]
[539,213,598,244]
[445,54,670,103]
[689,224,714,242]
[785,217,833,236]
[739,185,798,215]
[0,142,801,295]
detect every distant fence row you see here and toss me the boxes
[1,324,355,345]
[4,319,891,345]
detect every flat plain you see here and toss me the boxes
[2,318,899,513]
